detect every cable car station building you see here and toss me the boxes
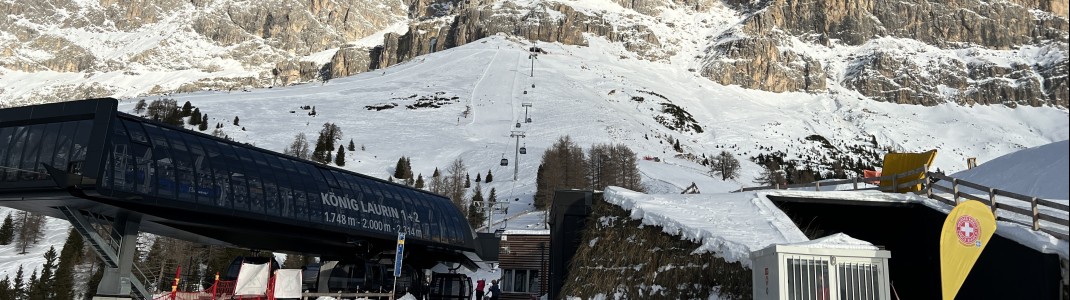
[0,99,483,299]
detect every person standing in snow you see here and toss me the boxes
[487,279,501,300]
[474,278,486,300]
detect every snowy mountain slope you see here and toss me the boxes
[1,33,1067,296]
[117,35,1069,205]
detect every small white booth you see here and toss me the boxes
[751,233,892,300]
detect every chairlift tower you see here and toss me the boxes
[482,200,510,233]
[529,41,538,77]
[510,131,526,181]
[522,102,533,123]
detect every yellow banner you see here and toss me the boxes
[940,200,997,300]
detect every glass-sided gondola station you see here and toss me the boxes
[0,98,484,298]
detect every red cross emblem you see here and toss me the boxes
[955,215,981,246]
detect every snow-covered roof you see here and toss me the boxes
[603,187,1068,269]
[602,186,809,268]
[782,233,878,251]
[500,229,550,236]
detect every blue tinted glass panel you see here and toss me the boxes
[128,141,154,195]
[202,142,232,209]
[16,125,46,181]
[237,148,265,214]
[259,157,281,216]
[50,122,76,174]
[0,127,14,181]
[104,119,129,192]
[1,126,27,181]
[162,128,195,202]
[68,120,93,174]
[33,123,63,173]
[122,119,149,144]
[218,143,249,211]
[142,124,176,198]
[180,134,215,206]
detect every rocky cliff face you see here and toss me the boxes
[702,0,1069,107]
[1,0,1065,108]
[0,0,404,104]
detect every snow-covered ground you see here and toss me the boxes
[1,32,1067,298]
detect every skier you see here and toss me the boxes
[487,279,501,300]
[474,278,486,300]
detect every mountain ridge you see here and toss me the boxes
[1,0,1066,107]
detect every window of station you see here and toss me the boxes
[161,128,196,202]
[15,125,46,182]
[275,158,301,219]
[256,153,284,216]
[67,120,92,175]
[52,121,80,177]
[142,124,177,199]
[106,119,134,193]
[2,126,30,181]
[33,123,62,179]
[202,142,234,209]
[0,126,15,181]
[234,147,265,214]
[218,142,250,212]
[180,134,218,206]
[118,121,155,196]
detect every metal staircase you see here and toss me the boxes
[59,206,152,299]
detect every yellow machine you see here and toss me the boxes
[880,149,937,193]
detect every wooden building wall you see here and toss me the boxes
[499,233,550,300]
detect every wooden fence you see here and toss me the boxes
[926,172,1069,241]
[735,166,1069,241]
[737,166,929,193]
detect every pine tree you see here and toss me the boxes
[233,116,240,126]
[465,173,471,188]
[485,170,493,183]
[394,157,409,179]
[189,107,202,126]
[335,145,346,166]
[488,187,497,204]
[53,228,82,300]
[85,262,104,299]
[466,183,486,228]
[30,246,57,300]
[198,120,208,131]
[0,213,14,245]
[26,270,37,300]
[347,139,356,151]
[414,174,425,189]
[0,276,11,300]
[13,265,24,300]
[430,168,445,195]
[181,101,193,117]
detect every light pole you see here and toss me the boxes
[510,131,526,181]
